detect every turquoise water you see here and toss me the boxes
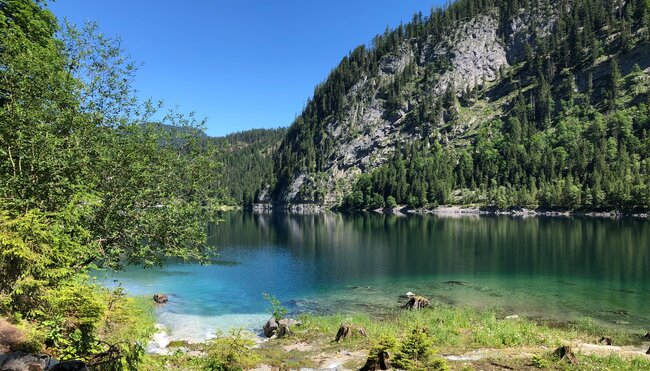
[101,212,650,341]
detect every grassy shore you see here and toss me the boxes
[142,302,650,370]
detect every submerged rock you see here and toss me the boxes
[153,294,168,304]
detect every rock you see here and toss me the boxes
[360,350,391,371]
[505,314,519,320]
[405,295,430,310]
[263,317,278,338]
[0,352,51,371]
[153,294,168,304]
[335,323,368,342]
[48,360,89,371]
[553,345,578,365]
[599,336,612,346]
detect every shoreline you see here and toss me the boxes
[251,203,649,218]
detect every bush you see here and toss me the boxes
[393,327,449,371]
[204,329,260,371]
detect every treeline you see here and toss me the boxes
[211,128,286,206]
[0,1,221,367]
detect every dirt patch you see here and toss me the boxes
[0,319,25,353]
[281,341,313,352]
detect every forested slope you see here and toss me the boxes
[270,0,650,212]
[211,128,286,206]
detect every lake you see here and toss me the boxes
[100,211,650,342]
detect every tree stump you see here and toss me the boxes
[277,319,294,338]
[360,350,391,371]
[553,345,578,364]
[334,323,368,342]
[599,336,612,345]
[646,346,650,355]
[405,295,430,310]
[643,332,650,341]
[153,294,168,304]
[263,318,278,338]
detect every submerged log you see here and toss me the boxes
[334,323,368,342]
[553,345,578,364]
[599,336,612,346]
[360,350,391,371]
[405,295,430,310]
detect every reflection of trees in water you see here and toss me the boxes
[209,212,650,284]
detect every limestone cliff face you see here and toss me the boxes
[272,6,557,206]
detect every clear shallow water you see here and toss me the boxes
[100,212,650,341]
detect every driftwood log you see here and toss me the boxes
[334,323,368,342]
[360,350,391,371]
[405,295,430,310]
[553,345,578,364]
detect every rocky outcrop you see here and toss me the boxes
[273,5,559,206]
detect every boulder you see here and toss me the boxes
[0,352,51,371]
[553,345,578,364]
[599,336,612,346]
[153,294,168,304]
[405,295,430,310]
[48,360,89,371]
[335,323,368,342]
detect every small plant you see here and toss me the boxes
[532,354,550,368]
[262,293,287,320]
[393,327,449,371]
[204,329,260,371]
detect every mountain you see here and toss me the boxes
[211,128,286,206]
[267,0,650,212]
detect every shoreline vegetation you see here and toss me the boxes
[140,296,650,370]
[251,203,650,218]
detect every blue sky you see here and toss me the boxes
[49,0,442,137]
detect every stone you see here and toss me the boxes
[505,314,519,320]
[153,294,168,304]
[0,352,51,371]
[553,345,578,365]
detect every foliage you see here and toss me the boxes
[203,329,260,371]
[262,292,287,320]
[0,0,222,366]
[393,327,449,371]
[211,128,286,206]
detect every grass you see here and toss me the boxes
[140,303,650,370]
